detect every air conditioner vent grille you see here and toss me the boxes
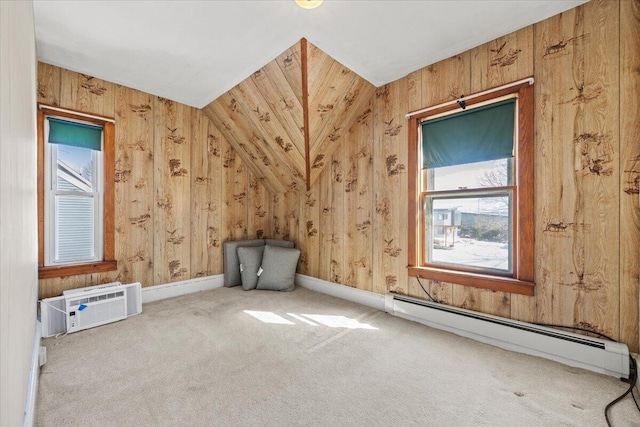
[69,291,124,307]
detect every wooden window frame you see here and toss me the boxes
[37,106,117,279]
[407,81,534,296]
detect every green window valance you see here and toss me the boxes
[422,98,515,169]
[47,117,102,151]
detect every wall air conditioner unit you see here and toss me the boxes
[40,282,142,337]
[385,293,630,379]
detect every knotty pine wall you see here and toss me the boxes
[37,63,271,299]
[277,0,640,351]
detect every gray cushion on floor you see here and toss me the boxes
[264,239,294,248]
[223,239,265,287]
[256,245,300,292]
[237,246,265,291]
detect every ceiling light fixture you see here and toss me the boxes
[295,0,323,10]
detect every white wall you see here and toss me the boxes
[0,1,39,426]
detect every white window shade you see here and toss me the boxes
[54,194,95,262]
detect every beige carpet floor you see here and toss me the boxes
[37,286,639,427]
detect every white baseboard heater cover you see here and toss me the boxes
[386,293,629,379]
[41,282,142,337]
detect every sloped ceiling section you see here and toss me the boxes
[202,43,305,194]
[202,39,375,193]
[307,42,375,186]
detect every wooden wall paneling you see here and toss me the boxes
[251,59,305,158]
[190,110,208,277]
[562,0,620,339]
[575,0,621,340]
[456,288,512,317]
[318,144,347,284]
[307,42,336,99]
[308,61,356,149]
[343,131,358,288]
[191,110,224,277]
[308,79,376,186]
[201,41,373,194]
[38,277,60,300]
[224,144,249,241]
[420,54,469,107]
[537,1,620,339]
[278,192,293,244]
[285,191,300,247]
[530,15,564,326]
[39,275,94,300]
[317,152,334,282]
[229,82,306,190]
[298,185,320,277]
[331,146,346,284]
[202,96,286,194]
[270,191,297,244]
[342,100,374,290]
[59,69,115,117]
[153,98,191,284]
[270,193,286,241]
[204,96,285,192]
[353,100,374,290]
[276,42,303,106]
[470,26,534,92]
[37,62,60,106]
[218,138,237,245]
[114,86,154,286]
[372,78,410,296]
[619,0,640,353]
[247,171,270,240]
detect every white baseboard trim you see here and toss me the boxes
[142,274,224,304]
[23,322,42,427]
[295,274,386,311]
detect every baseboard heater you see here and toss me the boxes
[385,293,629,379]
[40,282,142,338]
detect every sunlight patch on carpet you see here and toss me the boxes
[244,310,295,325]
[300,314,378,330]
[243,310,378,330]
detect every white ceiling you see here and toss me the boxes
[33,0,588,108]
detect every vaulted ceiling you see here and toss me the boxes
[33,0,588,108]
[33,0,588,193]
[202,40,374,193]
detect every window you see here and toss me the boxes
[407,81,534,296]
[38,107,116,279]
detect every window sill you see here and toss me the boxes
[38,260,117,279]
[408,266,534,296]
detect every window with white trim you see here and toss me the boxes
[44,116,104,266]
[38,106,116,279]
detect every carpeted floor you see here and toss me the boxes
[36,286,639,426]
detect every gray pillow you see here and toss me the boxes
[223,239,265,287]
[264,239,294,248]
[237,246,265,291]
[256,245,300,292]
